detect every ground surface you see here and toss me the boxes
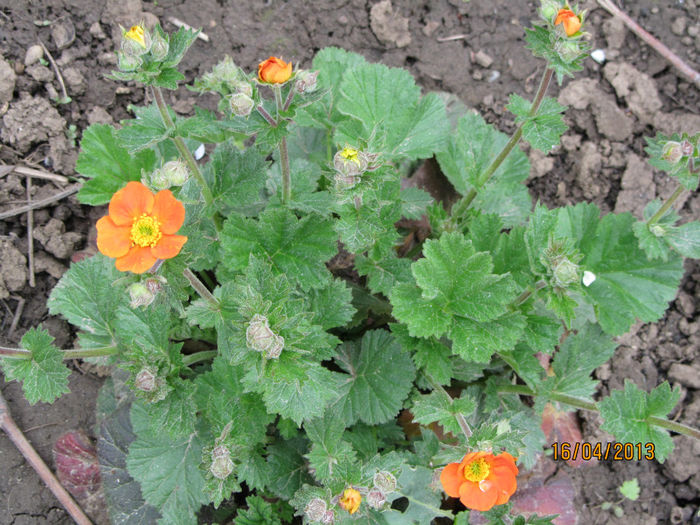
[0,0,699,523]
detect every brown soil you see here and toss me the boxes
[1,0,699,523]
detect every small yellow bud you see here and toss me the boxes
[125,25,147,48]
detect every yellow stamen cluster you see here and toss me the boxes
[130,214,162,247]
[340,147,361,165]
[464,458,490,483]
[125,25,146,48]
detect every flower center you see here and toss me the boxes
[130,214,162,247]
[463,458,490,483]
[340,147,361,165]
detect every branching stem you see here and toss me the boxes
[183,268,218,307]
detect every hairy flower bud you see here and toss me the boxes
[150,32,169,61]
[295,70,319,94]
[231,79,253,97]
[246,314,284,359]
[552,257,580,287]
[117,51,143,72]
[373,471,397,493]
[229,92,255,117]
[162,160,190,186]
[554,39,582,62]
[539,0,560,21]
[121,25,151,56]
[135,367,157,392]
[128,282,155,308]
[210,445,234,480]
[145,275,167,295]
[304,498,327,522]
[662,141,683,164]
[338,488,361,515]
[320,510,336,524]
[680,140,694,157]
[366,489,386,510]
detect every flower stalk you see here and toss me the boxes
[274,85,292,204]
[181,350,218,367]
[183,268,219,307]
[0,345,118,360]
[646,185,685,227]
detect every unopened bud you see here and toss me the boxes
[145,275,167,295]
[366,489,386,509]
[231,79,253,97]
[117,51,142,72]
[135,367,157,392]
[554,39,581,62]
[210,445,234,480]
[540,0,559,21]
[320,510,335,524]
[553,257,580,287]
[213,56,240,85]
[680,140,694,157]
[334,147,367,178]
[304,498,327,522]
[128,282,156,308]
[650,224,666,237]
[334,172,361,190]
[161,160,190,186]
[373,471,397,493]
[121,25,151,56]
[582,270,596,287]
[662,141,683,164]
[229,93,255,117]
[246,314,285,358]
[150,32,169,61]
[295,70,319,94]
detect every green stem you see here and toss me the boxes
[273,85,292,204]
[511,280,548,309]
[182,350,217,367]
[647,185,685,226]
[183,268,219,307]
[498,384,700,440]
[448,67,554,227]
[427,375,472,439]
[0,345,117,360]
[152,86,215,208]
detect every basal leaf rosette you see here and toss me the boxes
[440,451,518,512]
[96,181,187,273]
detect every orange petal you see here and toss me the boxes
[151,234,187,259]
[490,464,517,498]
[96,215,131,258]
[151,189,186,234]
[109,181,154,226]
[492,452,519,477]
[115,246,158,274]
[459,451,483,469]
[440,463,463,498]
[459,480,499,512]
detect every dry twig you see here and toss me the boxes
[8,297,25,337]
[2,166,71,185]
[0,391,93,525]
[38,39,70,102]
[167,17,210,42]
[437,34,468,42]
[26,176,35,287]
[0,185,79,220]
[597,0,700,88]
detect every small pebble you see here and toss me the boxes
[487,70,500,83]
[24,44,44,66]
[474,50,494,68]
[671,17,687,37]
[590,49,606,64]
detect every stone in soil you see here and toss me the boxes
[664,436,700,483]
[32,218,82,260]
[667,363,700,389]
[0,239,27,299]
[1,93,66,153]
[614,153,655,217]
[0,56,16,106]
[370,0,412,48]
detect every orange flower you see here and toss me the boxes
[440,451,518,512]
[96,181,187,274]
[258,56,292,84]
[338,487,361,514]
[554,8,581,37]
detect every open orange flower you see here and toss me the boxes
[96,181,187,274]
[440,451,518,512]
[554,8,581,37]
[338,487,361,514]
[258,56,292,84]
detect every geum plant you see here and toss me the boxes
[2,2,700,524]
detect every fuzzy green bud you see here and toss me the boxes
[213,56,240,85]
[366,489,386,510]
[128,282,155,308]
[320,510,335,524]
[229,92,255,117]
[680,140,694,157]
[210,445,234,480]
[150,32,169,61]
[295,70,319,94]
[121,25,151,56]
[540,0,560,21]
[553,257,580,287]
[555,39,582,62]
[246,314,284,359]
[231,78,253,97]
[117,51,143,72]
[161,160,190,186]
[304,498,328,522]
[373,471,397,493]
[662,141,683,164]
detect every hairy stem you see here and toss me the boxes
[448,68,554,226]
[0,346,117,360]
[182,350,218,367]
[274,85,292,204]
[647,185,685,226]
[428,376,472,439]
[283,85,296,111]
[498,384,700,440]
[183,268,219,307]
[511,280,548,309]
[152,86,214,207]
[256,105,277,127]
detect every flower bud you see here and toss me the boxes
[121,25,151,56]
[246,314,285,359]
[554,8,582,37]
[680,140,694,157]
[135,367,157,392]
[210,445,234,480]
[145,275,167,295]
[229,92,255,117]
[128,282,156,308]
[304,498,327,522]
[554,39,582,62]
[539,0,560,21]
[650,224,666,237]
[295,70,319,94]
[662,141,683,164]
[117,51,143,72]
[213,56,241,85]
[366,489,386,510]
[150,32,169,61]
[582,270,596,287]
[338,488,361,515]
[334,147,366,177]
[373,471,397,493]
[258,56,293,84]
[552,257,580,287]
[231,79,253,97]
[161,160,190,187]
[320,510,335,524]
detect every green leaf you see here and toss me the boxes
[267,157,334,216]
[126,401,207,525]
[525,25,587,84]
[391,232,521,362]
[599,381,680,463]
[411,391,476,436]
[1,327,70,404]
[633,220,672,261]
[117,104,170,153]
[75,124,156,205]
[436,113,531,227]
[667,221,700,258]
[384,465,453,524]
[220,208,337,290]
[176,108,241,144]
[235,495,283,525]
[47,255,128,347]
[304,412,359,484]
[306,278,356,330]
[266,437,313,500]
[335,63,449,160]
[619,479,640,501]
[154,67,185,90]
[507,95,567,152]
[521,313,563,354]
[160,25,199,69]
[556,204,684,335]
[400,187,433,219]
[356,251,412,296]
[331,330,416,426]
[391,323,453,386]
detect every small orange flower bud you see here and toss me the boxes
[258,56,293,84]
[555,8,582,37]
[338,487,361,514]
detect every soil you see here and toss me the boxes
[1,0,699,523]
